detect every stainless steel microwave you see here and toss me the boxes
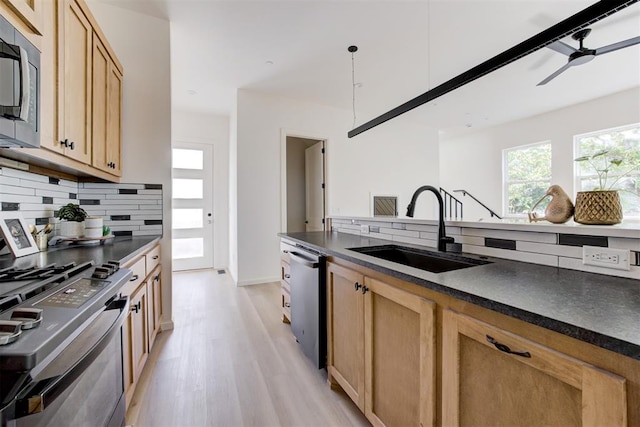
[0,14,40,148]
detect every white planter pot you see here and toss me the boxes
[60,221,85,238]
[84,227,103,238]
[84,216,103,229]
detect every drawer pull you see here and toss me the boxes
[129,275,139,282]
[361,285,368,295]
[486,335,531,358]
[284,302,290,308]
[152,255,159,260]
[284,274,291,279]
[283,250,289,254]
[354,282,362,291]
[154,275,160,282]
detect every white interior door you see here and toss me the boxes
[305,141,325,231]
[172,142,214,271]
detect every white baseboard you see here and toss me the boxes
[237,276,280,286]
[160,320,174,331]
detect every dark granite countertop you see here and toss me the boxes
[280,231,640,361]
[0,236,161,270]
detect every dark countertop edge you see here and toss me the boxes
[279,233,640,361]
[117,236,162,265]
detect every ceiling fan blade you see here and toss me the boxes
[537,62,573,86]
[595,35,640,55]
[546,40,578,56]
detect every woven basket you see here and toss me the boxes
[574,191,623,225]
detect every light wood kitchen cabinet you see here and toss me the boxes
[121,242,162,409]
[54,0,92,164]
[323,255,640,426]
[280,240,294,323]
[92,34,122,176]
[441,310,627,427]
[2,0,42,35]
[146,265,162,349]
[327,262,436,427]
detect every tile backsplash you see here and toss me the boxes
[330,216,640,280]
[0,167,162,237]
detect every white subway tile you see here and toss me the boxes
[379,228,419,238]
[463,244,559,267]
[455,235,485,246]
[1,168,49,182]
[516,241,583,258]
[36,189,73,199]
[462,227,556,244]
[0,185,35,196]
[138,189,162,195]
[608,237,640,251]
[418,231,438,241]
[133,230,163,236]
[0,176,20,186]
[105,194,162,200]
[1,194,41,203]
[80,183,145,190]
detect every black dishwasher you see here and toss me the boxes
[288,245,326,369]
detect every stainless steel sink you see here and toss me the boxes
[348,245,490,273]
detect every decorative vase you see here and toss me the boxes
[573,190,623,225]
[60,220,85,237]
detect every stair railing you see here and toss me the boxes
[439,188,463,219]
[452,189,502,219]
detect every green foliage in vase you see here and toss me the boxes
[56,203,88,222]
[575,149,639,191]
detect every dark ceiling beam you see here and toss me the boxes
[348,0,639,138]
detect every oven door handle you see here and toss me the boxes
[14,296,130,418]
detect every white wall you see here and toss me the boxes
[439,88,640,220]
[228,96,239,282]
[172,111,230,269]
[86,1,173,327]
[233,89,439,285]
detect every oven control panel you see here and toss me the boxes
[36,278,109,309]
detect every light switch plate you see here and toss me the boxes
[582,246,630,271]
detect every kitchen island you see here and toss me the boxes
[280,230,639,426]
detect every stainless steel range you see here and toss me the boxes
[0,260,132,427]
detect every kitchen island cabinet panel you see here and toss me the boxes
[327,261,436,427]
[442,310,627,427]
[327,262,365,410]
[364,276,435,427]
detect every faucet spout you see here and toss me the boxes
[406,185,454,252]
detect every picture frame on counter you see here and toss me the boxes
[0,212,39,257]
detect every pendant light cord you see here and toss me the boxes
[349,45,358,129]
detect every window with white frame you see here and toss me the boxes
[575,124,640,218]
[503,142,552,217]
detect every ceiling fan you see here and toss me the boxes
[537,28,640,86]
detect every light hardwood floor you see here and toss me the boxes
[127,269,370,427]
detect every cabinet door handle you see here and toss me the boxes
[284,302,290,308]
[354,282,362,291]
[152,255,159,260]
[129,275,139,282]
[131,302,141,313]
[361,285,368,295]
[61,138,69,147]
[284,274,290,279]
[282,250,289,254]
[486,335,531,358]
[153,274,160,282]
[69,141,75,150]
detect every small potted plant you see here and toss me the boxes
[56,203,88,237]
[574,149,637,224]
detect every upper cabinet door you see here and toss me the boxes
[2,0,43,35]
[57,0,92,164]
[92,34,122,176]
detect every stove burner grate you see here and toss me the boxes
[0,263,77,283]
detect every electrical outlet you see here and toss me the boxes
[360,225,369,233]
[582,246,630,271]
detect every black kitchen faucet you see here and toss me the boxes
[406,185,455,252]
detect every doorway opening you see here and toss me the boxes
[281,135,326,233]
